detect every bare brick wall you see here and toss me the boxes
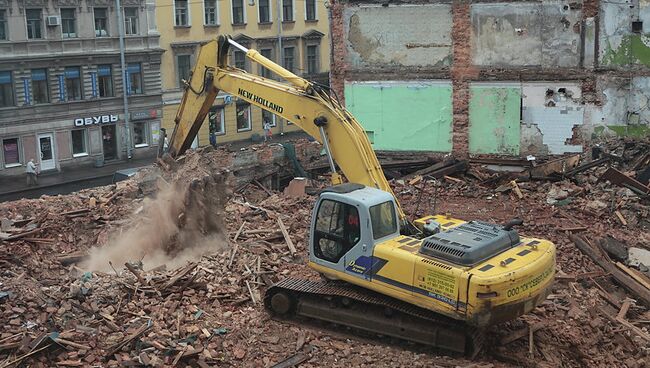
[330,0,347,102]
[451,1,474,157]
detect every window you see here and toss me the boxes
[124,7,138,35]
[0,71,13,107]
[26,9,42,39]
[204,0,218,25]
[31,69,49,104]
[262,110,276,127]
[98,64,113,97]
[127,63,143,95]
[259,0,271,23]
[260,48,273,78]
[177,55,191,87]
[282,0,293,21]
[369,201,397,239]
[306,45,318,74]
[232,0,244,24]
[209,106,225,135]
[0,10,7,40]
[236,102,251,131]
[175,0,189,26]
[2,138,20,167]
[283,47,295,73]
[234,50,246,71]
[305,0,316,20]
[64,67,82,101]
[61,8,77,38]
[71,129,87,156]
[313,199,360,263]
[94,8,109,37]
[133,122,148,147]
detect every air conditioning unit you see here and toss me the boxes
[46,16,60,26]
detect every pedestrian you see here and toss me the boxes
[25,158,38,187]
[263,120,273,142]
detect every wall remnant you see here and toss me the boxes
[330,0,649,158]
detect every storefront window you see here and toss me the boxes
[71,129,87,156]
[133,122,148,147]
[2,138,20,167]
[236,102,251,132]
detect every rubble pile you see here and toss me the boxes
[1,137,649,367]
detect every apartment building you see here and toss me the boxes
[0,0,163,177]
[157,0,330,146]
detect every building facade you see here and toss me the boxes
[331,0,650,157]
[157,0,330,146]
[0,0,163,177]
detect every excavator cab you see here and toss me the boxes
[309,184,400,281]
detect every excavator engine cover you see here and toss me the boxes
[419,221,520,266]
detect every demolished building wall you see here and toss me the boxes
[331,0,650,157]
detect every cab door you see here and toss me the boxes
[311,196,373,280]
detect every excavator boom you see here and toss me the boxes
[169,36,406,222]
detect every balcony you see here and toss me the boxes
[0,35,161,60]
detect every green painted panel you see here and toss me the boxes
[469,86,521,155]
[602,35,650,67]
[345,82,453,152]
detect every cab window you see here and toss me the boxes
[313,199,360,263]
[369,201,397,239]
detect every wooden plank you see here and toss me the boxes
[277,217,297,256]
[616,262,650,290]
[615,211,628,226]
[500,322,544,345]
[570,235,650,306]
[617,299,632,320]
[233,221,246,242]
[270,353,310,368]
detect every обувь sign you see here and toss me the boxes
[74,115,119,127]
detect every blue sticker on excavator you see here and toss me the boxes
[346,256,388,276]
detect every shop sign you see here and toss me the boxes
[131,110,158,121]
[74,114,119,127]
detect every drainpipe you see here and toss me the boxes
[116,0,132,159]
[277,0,284,135]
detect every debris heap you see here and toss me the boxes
[1,137,649,367]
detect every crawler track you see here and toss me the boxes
[264,278,486,357]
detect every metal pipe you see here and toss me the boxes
[116,0,132,159]
[318,126,336,174]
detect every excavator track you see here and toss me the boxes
[264,278,486,357]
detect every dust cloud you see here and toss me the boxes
[84,172,231,272]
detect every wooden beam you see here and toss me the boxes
[570,235,650,306]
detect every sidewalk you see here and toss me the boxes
[0,132,312,202]
[0,156,156,200]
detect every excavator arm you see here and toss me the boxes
[169,36,407,223]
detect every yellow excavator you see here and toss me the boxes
[168,35,556,355]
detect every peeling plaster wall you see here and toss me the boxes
[585,76,650,136]
[343,4,452,69]
[471,1,582,67]
[522,83,584,154]
[599,0,650,67]
[344,81,453,152]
